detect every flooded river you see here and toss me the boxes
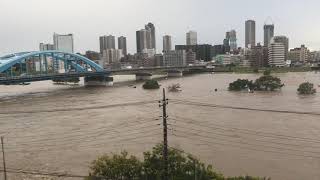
[1,72,320,180]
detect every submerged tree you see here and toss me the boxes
[229,79,255,91]
[297,82,316,95]
[143,80,160,89]
[254,75,284,91]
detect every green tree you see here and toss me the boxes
[254,75,284,91]
[87,151,142,180]
[297,82,316,95]
[143,80,160,89]
[229,79,255,91]
[143,144,224,180]
[87,144,269,180]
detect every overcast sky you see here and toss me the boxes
[0,0,319,56]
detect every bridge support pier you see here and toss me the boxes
[135,72,152,81]
[167,70,183,77]
[84,75,113,86]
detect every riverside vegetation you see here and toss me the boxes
[86,144,270,180]
[143,80,160,89]
[297,82,317,95]
[229,70,284,91]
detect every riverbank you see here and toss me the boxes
[229,66,312,74]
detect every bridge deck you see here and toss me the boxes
[0,72,109,85]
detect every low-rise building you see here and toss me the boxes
[214,54,231,65]
[102,49,123,68]
[288,45,310,63]
[186,50,196,65]
[163,50,186,66]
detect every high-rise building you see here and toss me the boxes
[163,50,186,66]
[268,42,286,67]
[229,30,237,51]
[264,24,274,47]
[136,29,151,53]
[145,23,156,50]
[99,35,116,53]
[163,35,172,52]
[118,36,127,55]
[272,36,289,60]
[39,43,54,51]
[186,31,197,45]
[53,33,74,53]
[245,20,256,48]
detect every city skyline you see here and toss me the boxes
[0,0,320,56]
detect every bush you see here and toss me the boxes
[143,80,160,89]
[229,79,255,91]
[297,82,316,95]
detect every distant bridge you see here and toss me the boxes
[0,51,221,85]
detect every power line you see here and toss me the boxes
[173,127,320,155]
[170,99,320,116]
[171,117,320,147]
[0,100,158,115]
[0,168,88,178]
[5,117,160,140]
[172,131,320,159]
[5,120,160,148]
[171,115,320,144]
[5,129,161,154]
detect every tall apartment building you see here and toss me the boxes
[136,29,150,53]
[100,35,116,53]
[53,33,74,53]
[118,36,127,55]
[245,20,256,48]
[145,23,156,50]
[163,35,172,52]
[186,31,197,45]
[268,42,286,67]
[229,30,237,51]
[272,36,289,60]
[264,24,274,46]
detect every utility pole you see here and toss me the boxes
[159,88,168,180]
[1,137,7,180]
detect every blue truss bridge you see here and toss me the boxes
[0,51,215,86]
